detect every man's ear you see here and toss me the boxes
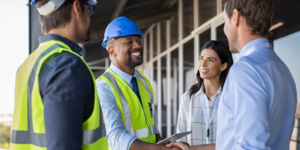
[232,9,241,28]
[71,0,81,18]
[107,47,116,57]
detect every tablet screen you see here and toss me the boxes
[156,131,192,145]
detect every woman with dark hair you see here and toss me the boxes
[167,40,233,150]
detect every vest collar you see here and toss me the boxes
[109,63,140,85]
[38,34,83,56]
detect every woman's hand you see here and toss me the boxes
[166,142,190,150]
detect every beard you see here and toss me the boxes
[125,50,143,69]
[227,33,239,53]
[78,29,90,44]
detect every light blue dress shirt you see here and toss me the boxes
[96,63,160,150]
[216,38,297,150]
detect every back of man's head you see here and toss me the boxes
[36,0,86,34]
[224,0,274,37]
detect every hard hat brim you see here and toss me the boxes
[102,34,145,48]
[88,0,98,6]
[31,0,98,7]
[30,0,37,6]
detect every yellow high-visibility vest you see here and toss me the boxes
[10,40,107,150]
[97,69,156,145]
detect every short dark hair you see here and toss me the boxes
[36,0,86,33]
[224,0,274,37]
[189,40,233,98]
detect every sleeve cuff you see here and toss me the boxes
[126,136,138,150]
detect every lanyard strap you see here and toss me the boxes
[245,42,270,56]
[200,94,220,127]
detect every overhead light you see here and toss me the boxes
[269,22,284,31]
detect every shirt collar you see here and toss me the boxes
[38,34,83,56]
[109,63,139,85]
[195,85,222,97]
[239,38,269,58]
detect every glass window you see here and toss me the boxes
[274,31,300,101]
[199,28,211,50]
[199,0,216,26]
[183,39,195,92]
[171,48,179,134]
[153,61,158,106]
[183,0,194,38]
[153,26,157,58]
[146,35,150,62]
[216,24,239,63]
[171,3,179,46]
[161,21,167,52]
[160,55,167,137]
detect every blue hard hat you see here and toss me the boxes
[31,0,98,7]
[102,16,145,48]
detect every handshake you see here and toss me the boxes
[165,142,191,150]
[165,142,215,150]
[156,131,214,150]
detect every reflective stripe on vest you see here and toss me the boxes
[131,125,156,139]
[82,105,106,145]
[103,72,156,139]
[10,43,106,149]
[11,44,60,147]
[136,71,153,104]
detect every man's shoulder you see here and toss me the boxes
[39,51,91,85]
[237,49,289,76]
[231,51,272,73]
[96,76,114,91]
[44,51,84,68]
[241,48,283,67]
[96,76,108,84]
[229,59,255,75]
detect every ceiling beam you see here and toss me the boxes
[161,0,171,7]
[168,0,178,8]
[88,10,174,43]
[87,57,108,66]
[124,0,161,10]
[134,11,173,27]
[111,0,128,20]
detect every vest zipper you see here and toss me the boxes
[137,81,152,143]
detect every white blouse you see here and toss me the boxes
[176,86,222,146]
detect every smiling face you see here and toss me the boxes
[108,35,144,70]
[198,48,227,80]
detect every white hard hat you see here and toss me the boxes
[30,0,97,16]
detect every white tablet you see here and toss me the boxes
[156,131,192,145]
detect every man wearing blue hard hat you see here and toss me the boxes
[10,0,107,150]
[96,16,181,150]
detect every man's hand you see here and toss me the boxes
[166,142,190,150]
[130,139,183,150]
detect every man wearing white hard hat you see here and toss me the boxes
[96,16,181,150]
[10,0,107,150]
